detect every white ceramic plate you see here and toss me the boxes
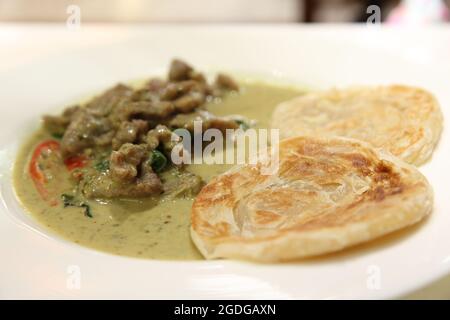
[0,24,449,299]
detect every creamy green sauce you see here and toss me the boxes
[13,82,302,260]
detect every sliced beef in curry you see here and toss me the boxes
[41,59,240,199]
[80,143,163,199]
[169,110,239,132]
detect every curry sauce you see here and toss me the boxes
[14,81,302,260]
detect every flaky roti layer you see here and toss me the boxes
[191,136,433,262]
[271,85,443,166]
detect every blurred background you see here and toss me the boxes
[0,0,448,24]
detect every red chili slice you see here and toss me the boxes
[29,140,89,205]
[64,155,88,171]
[29,140,61,206]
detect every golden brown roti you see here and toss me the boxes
[271,85,443,166]
[191,136,433,262]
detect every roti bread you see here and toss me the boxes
[191,136,433,262]
[271,85,443,166]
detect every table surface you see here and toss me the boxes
[0,23,449,300]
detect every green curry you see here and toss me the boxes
[13,60,302,260]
